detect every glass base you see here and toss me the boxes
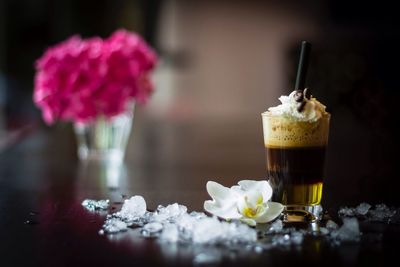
[283,205,323,223]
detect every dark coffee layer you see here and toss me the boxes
[266,146,326,205]
[266,146,326,184]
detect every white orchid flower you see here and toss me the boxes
[204,180,283,226]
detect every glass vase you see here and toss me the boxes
[73,104,135,163]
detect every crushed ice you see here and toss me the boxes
[83,197,400,253]
[141,222,163,237]
[332,218,360,242]
[339,203,397,223]
[81,199,110,211]
[99,218,127,235]
[109,196,147,225]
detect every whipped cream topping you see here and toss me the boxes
[267,90,328,122]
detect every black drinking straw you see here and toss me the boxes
[294,41,312,91]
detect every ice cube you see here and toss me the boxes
[369,203,396,222]
[152,211,169,223]
[156,204,165,211]
[192,217,224,244]
[355,202,371,216]
[159,223,179,243]
[272,234,291,246]
[176,213,197,241]
[376,203,388,210]
[153,203,188,223]
[141,211,154,223]
[127,211,153,227]
[226,221,257,244]
[269,219,283,233]
[120,196,147,217]
[189,211,207,220]
[290,231,304,245]
[319,227,329,235]
[326,220,339,230]
[141,222,163,238]
[338,206,355,217]
[110,196,147,224]
[100,218,128,234]
[334,218,360,242]
[165,203,187,217]
[82,199,110,211]
[389,208,400,224]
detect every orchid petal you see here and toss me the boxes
[230,185,244,196]
[254,202,284,223]
[245,190,264,208]
[206,181,236,205]
[204,180,283,225]
[237,190,263,214]
[204,181,242,220]
[204,200,242,220]
[240,218,257,227]
[238,180,272,202]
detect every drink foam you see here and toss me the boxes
[262,90,330,148]
[262,111,330,148]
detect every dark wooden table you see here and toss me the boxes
[0,112,398,267]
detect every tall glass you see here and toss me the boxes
[262,112,330,222]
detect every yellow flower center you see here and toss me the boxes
[241,195,264,218]
[243,207,258,218]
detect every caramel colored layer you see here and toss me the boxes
[262,112,330,148]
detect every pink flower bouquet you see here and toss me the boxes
[33,29,157,125]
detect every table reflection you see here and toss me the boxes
[77,160,128,192]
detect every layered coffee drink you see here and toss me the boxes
[262,89,330,221]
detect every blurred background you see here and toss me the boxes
[1,0,399,208]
